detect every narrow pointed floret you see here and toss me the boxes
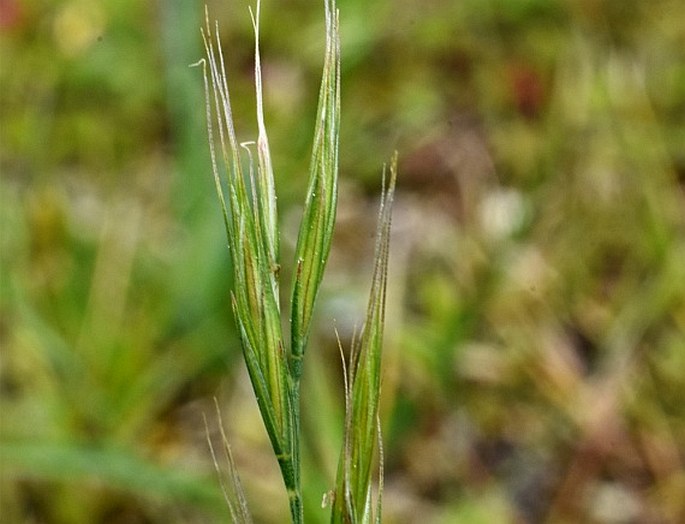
[331,153,397,524]
[290,0,341,381]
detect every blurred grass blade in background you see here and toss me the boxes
[331,154,397,524]
[0,441,225,509]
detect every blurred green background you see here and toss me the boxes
[1,0,684,522]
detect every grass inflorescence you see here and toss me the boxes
[195,1,395,522]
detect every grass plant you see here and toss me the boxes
[4,0,680,521]
[196,1,395,521]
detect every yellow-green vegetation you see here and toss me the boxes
[1,0,684,523]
